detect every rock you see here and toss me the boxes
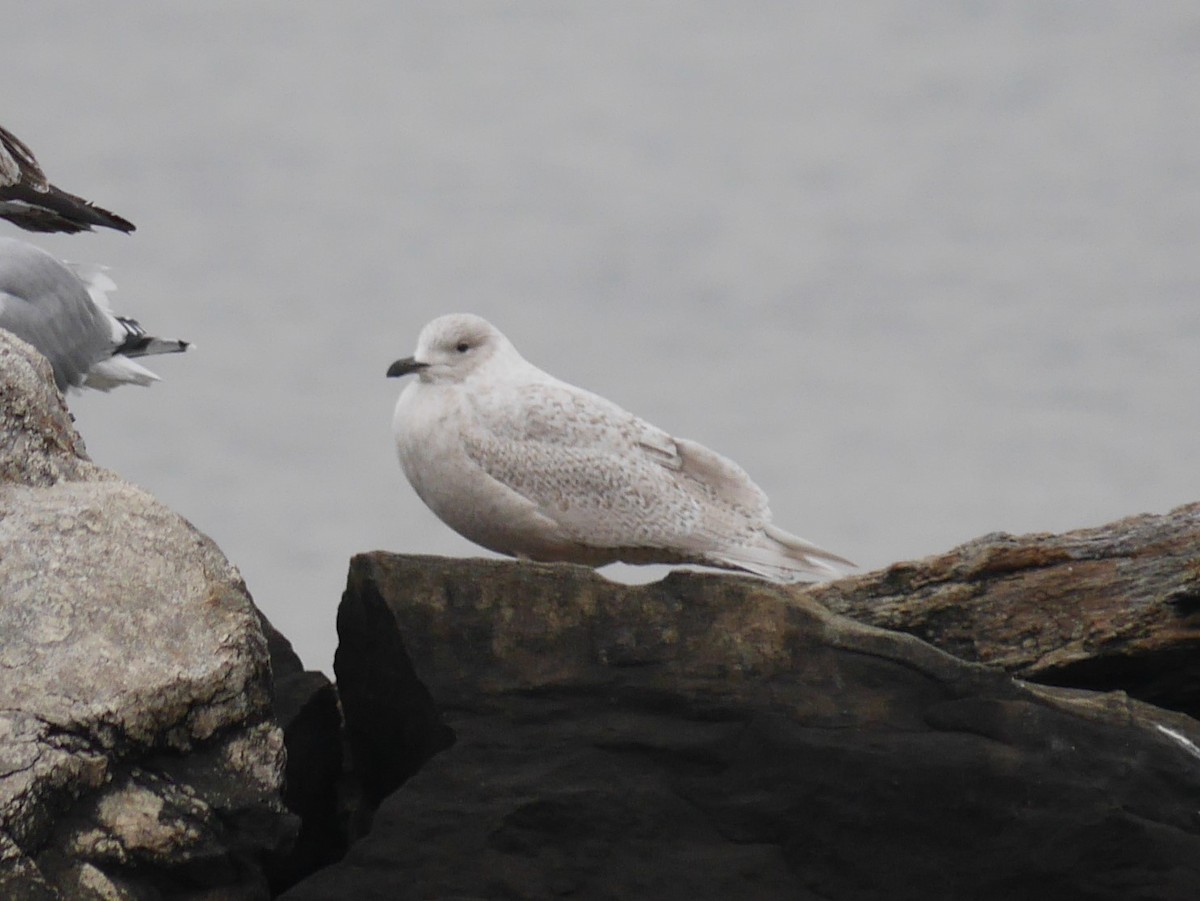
[258,616,348,893]
[283,553,1200,901]
[0,330,294,898]
[811,504,1200,718]
[331,567,455,838]
[0,331,95,486]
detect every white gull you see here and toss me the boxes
[387,313,852,582]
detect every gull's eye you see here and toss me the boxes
[455,341,470,353]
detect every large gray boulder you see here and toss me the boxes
[0,331,293,899]
[257,617,346,893]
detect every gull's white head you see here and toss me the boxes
[386,313,517,385]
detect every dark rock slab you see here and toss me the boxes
[332,564,455,837]
[259,616,348,893]
[0,331,294,899]
[283,553,1200,901]
[812,503,1200,718]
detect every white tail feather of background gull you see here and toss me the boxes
[0,236,190,392]
[0,123,135,234]
[387,313,853,582]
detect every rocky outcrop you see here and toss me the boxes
[0,331,294,899]
[811,504,1200,718]
[9,323,1200,900]
[283,552,1200,901]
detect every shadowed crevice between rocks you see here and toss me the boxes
[332,564,456,835]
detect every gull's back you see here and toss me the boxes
[0,236,109,390]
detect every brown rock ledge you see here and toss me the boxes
[811,504,1200,718]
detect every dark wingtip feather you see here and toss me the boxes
[0,123,136,234]
[0,190,136,234]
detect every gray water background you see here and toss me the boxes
[6,3,1198,673]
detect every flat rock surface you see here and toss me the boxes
[0,331,291,899]
[284,552,1200,901]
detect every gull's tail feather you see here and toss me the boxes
[69,264,193,359]
[707,524,855,583]
[112,316,191,359]
[81,315,192,391]
[82,356,162,391]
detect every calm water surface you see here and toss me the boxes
[6,3,1199,671]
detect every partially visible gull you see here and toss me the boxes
[0,236,188,392]
[0,123,135,234]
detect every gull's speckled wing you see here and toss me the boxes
[461,377,768,553]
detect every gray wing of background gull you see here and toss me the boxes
[0,237,189,391]
[0,123,135,234]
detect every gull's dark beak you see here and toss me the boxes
[387,357,429,378]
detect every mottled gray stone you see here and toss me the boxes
[0,331,97,487]
[0,330,292,898]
